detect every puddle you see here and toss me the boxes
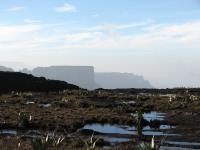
[38,104,51,108]
[106,137,130,144]
[0,129,55,139]
[165,141,200,146]
[131,111,165,121]
[160,146,198,150]
[161,141,200,149]
[143,112,165,121]
[0,129,17,136]
[83,124,133,134]
[83,111,175,138]
[83,123,175,136]
[82,111,179,146]
[25,101,35,105]
[122,101,136,104]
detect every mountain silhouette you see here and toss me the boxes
[21,66,152,89]
[95,72,153,89]
[0,71,79,93]
[0,65,153,90]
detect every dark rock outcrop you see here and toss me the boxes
[0,71,79,93]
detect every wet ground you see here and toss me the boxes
[0,89,200,149]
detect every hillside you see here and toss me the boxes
[0,71,79,93]
[1,65,153,90]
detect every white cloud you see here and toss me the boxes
[0,24,42,39]
[1,20,200,51]
[64,32,103,42]
[84,19,153,31]
[24,19,41,23]
[7,6,25,12]
[1,20,200,88]
[54,3,76,12]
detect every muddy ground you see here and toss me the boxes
[0,89,200,150]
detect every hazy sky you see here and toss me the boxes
[0,0,200,88]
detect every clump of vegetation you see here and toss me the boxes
[31,133,65,150]
[135,110,144,126]
[31,135,49,150]
[84,132,99,150]
[139,136,158,150]
[138,136,166,150]
[22,92,33,98]
[135,110,144,138]
[11,91,21,97]
[51,134,65,150]
[18,112,32,128]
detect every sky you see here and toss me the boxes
[0,0,200,88]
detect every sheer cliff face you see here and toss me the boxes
[17,65,153,90]
[31,66,152,90]
[32,66,100,90]
[95,72,153,89]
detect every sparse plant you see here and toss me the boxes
[31,135,49,150]
[84,132,99,150]
[51,133,65,150]
[135,110,144,138]
[31,132,65,150]
[18,112,32,128]
[11,91,21,97]
[138,136,166,150]
[139,136,159,150]
[135,110,143,126]
[22,92,33,98]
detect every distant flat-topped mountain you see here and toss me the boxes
[0,71,79,93]
[95,72,153,89]
[21,66,152,90]
[2,65,153,90]
[30,66,100,90]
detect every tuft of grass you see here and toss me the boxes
[31,133,65,150]
[22,92,33,98]
[135,110,144,138]
[51,133,65,150]
[84,132,99,150]
[18,112,32,128]
[138,136,166,150]
[31,135,49,150]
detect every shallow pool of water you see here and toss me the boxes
[82,111,179,146]
[38,103,51,107]
[0,129,17,135]
[83,124,133,134]
[131,111,166,121]
[25,101,35,105]
[161,141,200,150]
[160,146,198,150]
[83,123,175,136]
[165,141,200,146]
[106,137,130,143]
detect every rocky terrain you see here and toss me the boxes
[0,88,200,149]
